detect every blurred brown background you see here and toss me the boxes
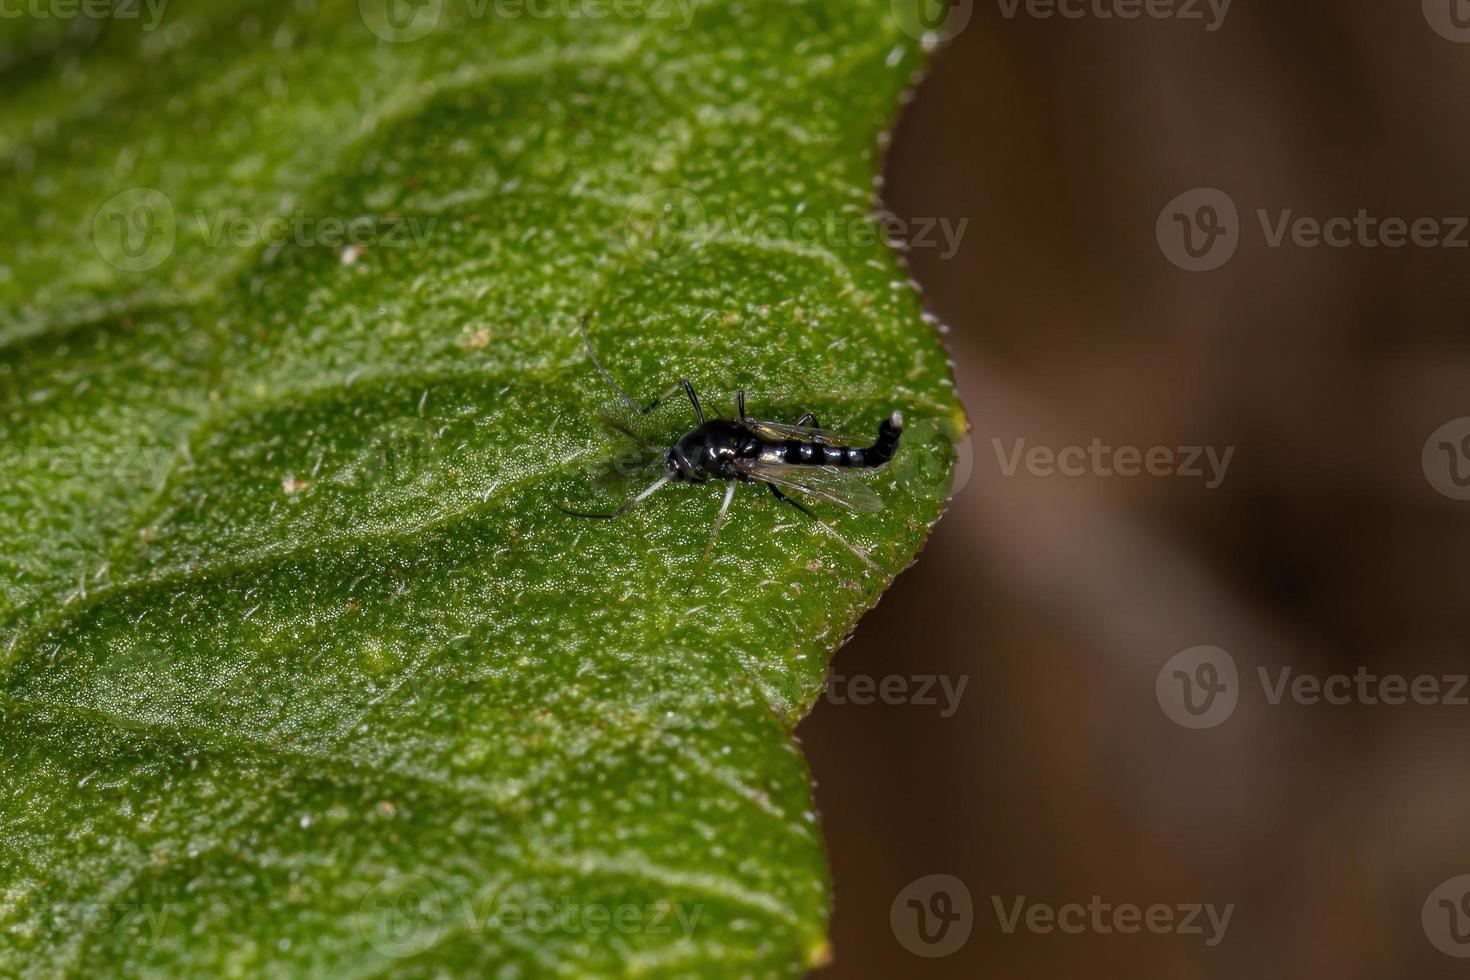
[800,1,1470,976]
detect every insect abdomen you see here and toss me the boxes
[780,411,904,468]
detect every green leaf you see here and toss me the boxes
[0,1,964,975]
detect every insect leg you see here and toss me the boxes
[766,484,879,573]
[767,482,813,517]
[694,479,738,575]
[556,472,675,520]
[579,313,684,415]
[735,396,814,427]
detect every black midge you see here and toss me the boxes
[556,315,904,571]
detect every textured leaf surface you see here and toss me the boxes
[0,1,962,975]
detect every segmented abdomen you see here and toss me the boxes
[781,441,868,467]
[753,413,903,469]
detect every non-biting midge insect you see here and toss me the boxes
[556,316,904,572]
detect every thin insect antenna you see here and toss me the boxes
[806,512,881,574]
[579,312,642,414]
[681,379,705,424]
[556,472,675,520]
[694,480,738,578]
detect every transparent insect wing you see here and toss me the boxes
[741,418,872,447]
[596,410,663,455]
[736,460,885,513]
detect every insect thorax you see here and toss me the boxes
[668,421,761,482]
